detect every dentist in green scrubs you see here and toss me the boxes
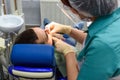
[45,0,120,80]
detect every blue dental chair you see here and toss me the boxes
[8,18,84,79]
[8,44,56,79]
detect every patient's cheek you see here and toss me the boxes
[45,29,50,34]
[46,35,53,45]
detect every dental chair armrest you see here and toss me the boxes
[8,66,54,79]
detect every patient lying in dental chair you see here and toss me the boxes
[14,27,77,79]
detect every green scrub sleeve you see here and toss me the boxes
[77,39,116,80]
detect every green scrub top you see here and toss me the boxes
[77,8,120,80]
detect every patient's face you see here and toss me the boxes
[32,27,53,45]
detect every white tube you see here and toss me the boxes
[16,0,23,15]
[0,0,5,15]
[10,0,15,14]
[0,0,2,15]
[0,55,8,69]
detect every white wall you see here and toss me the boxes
[118,0,120,7]
[40,0,74,27]
[22,0,41,26]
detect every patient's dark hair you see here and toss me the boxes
[14,29,38,44]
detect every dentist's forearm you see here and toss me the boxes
[65,52,79,80]
[70,28,87,44]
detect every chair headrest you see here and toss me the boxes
[10,44,55,67]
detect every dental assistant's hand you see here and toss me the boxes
[52,33,65,40]
[52,37,76,56]
[45,30,65,40]
[45,22,72,34]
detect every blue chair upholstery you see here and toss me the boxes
[8,44,55,79]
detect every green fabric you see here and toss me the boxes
[55,47,79,77]
[55,51,67,77]
[77,8,120,80]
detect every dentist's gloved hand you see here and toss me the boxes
[52,37,76,56]
[45,22,72,34]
